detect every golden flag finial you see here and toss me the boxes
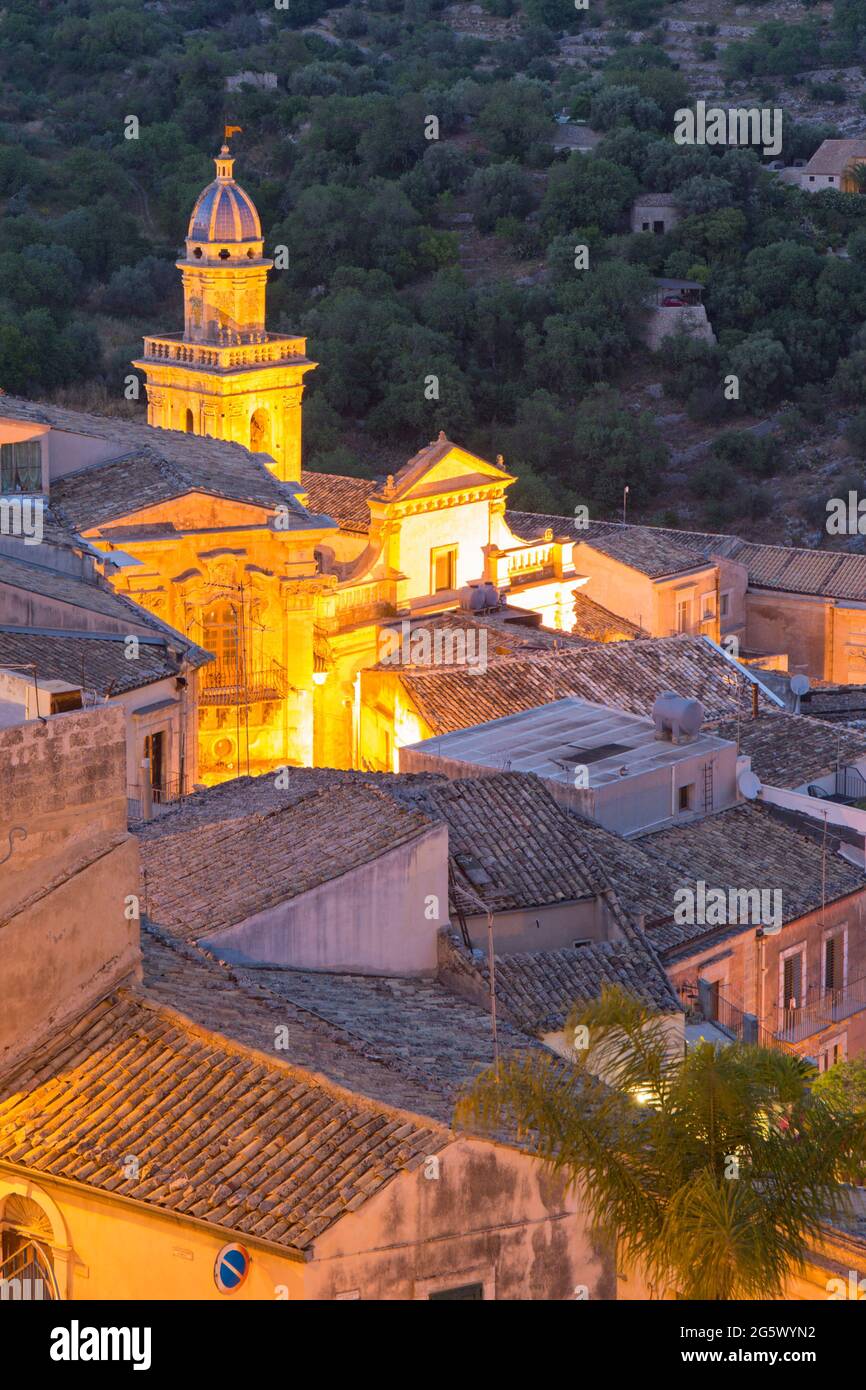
[224,124,243,146]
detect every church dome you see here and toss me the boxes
[187,146,262,244]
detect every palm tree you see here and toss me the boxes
[456,986,866,1300]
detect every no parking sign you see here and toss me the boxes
[215,1243,251,1294]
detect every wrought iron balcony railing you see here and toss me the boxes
[775,974,866,1045]
[198,659,288,707]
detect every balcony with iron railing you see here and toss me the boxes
[687,980,806,1059]
[127,775,188,822]
[775,973,866,1045]
[198,658,289,707]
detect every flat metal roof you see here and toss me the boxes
[406,696,735,788]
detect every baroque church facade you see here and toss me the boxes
[121,142,587,781]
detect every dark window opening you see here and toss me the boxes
[825,937,841,993]
[219,248,230,260]
[50,690,83,715]
[429,1283,484,1301]
[144,731,165,798]
[784,954,803,1011]
[678,784,694,812]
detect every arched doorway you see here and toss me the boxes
[185,407,195,433]
[250,408,270,454]
[0,1194,59,1299]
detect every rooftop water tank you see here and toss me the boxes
[652,691,704,744]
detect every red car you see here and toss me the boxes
[661,295,686,307]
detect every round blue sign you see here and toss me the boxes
[215,1243,250,1294]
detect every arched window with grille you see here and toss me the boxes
[0,1194,58,1300]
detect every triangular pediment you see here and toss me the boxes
[81,490,277,538]
[380,434,515,504]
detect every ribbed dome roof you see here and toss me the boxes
[187,148,261,243]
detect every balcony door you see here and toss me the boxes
[203,601,241,674]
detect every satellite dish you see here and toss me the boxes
[757,922,782,937]
[790,674,810,696]
[738,770,762,800]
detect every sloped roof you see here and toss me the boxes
[723,540,866,601]
[711,712,866,789]
[0,625,208,695]
[507,511,714,578]
[0,988,446,1253]
[570,592,645,641]
[377,608,592,667]
[563,815,680,928]
[0,396,323,528]
[387,771,606,914]
[508,510,866,603]
[804,139,866,176]
[300,470,376,532]
[395,635,772,735]
[638,803,866,957]
[0,550,206,661]
[441,934,680,1033]
[50,446,306,532]
[139,783,434,941]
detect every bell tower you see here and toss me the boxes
[133,131,315,483]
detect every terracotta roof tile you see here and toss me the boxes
[397,635,773,734]
[0,989,448,1252]
[711,712,866,789]
[139,783,434,940]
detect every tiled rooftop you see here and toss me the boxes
[300,469,377,532]
[507,512,712,578]
[0,625,206,697]
[377,606,592,666]
[0,985,447,1253]
[0,396,320,519]
[141,926,494,1122]
[387,770,608,914]
[712,712,866,789]
[508,510,866,603]
[139,782,433,940]
[50,445,314,532]
[637,803,866,957]
[439,931,680,1033]
[395,635,775,735]
[570,592,644,641]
